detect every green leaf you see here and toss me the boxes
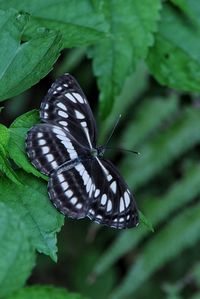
[10,109,40,129]
[99,62,149,142]
[92,163,200,276]
[0,124,21,184]
[0,202,35,297]
[5,286,89,299]
[72,248,116,299]
[0,172,64,261]
[0,8,62,101]
[90,0,161,119]
[110,202,200,299]
[121,107,200,190]
[139,210,154,232]
[191,292,200,299]
[0,123,9,148]
[121,95,178,148]
[0,0,109,47]
[170,0,200,27]
[147,3,200,92]
[8,110,48,180]
[0,144,22,185]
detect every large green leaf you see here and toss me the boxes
[0,124,21,184]
[5,286,89,299]
[0,202,35,297]
[0,0,109,47]
[99,62,149,142]
[121,95,178,148]
[8,110,47,180]
[147,3,200,92]
[0,8,62,101]
[121,107,200,190]
[0,172,64,261]
[110,202,200,299]
[90,0,161,119]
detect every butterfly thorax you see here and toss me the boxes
[90,146,105,157]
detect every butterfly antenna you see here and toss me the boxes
[104,114,122,148]
[106,147,140,155]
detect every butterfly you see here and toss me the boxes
[26,74,139,229]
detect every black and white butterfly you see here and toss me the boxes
[26,74,139,229]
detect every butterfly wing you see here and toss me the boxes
[40,73,97,148]
[26,73,96,175]
[48,156,139,229]
[26,123,87,175]
[87,157,139,228]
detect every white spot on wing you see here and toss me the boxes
[94,189,100,198]
[61,181,68,190]
[53,128,66,136]
[83,171,89,185]
[124,191,130,207]
[56,135,67,141]
[59,121,68,126]
[70,197,77,205]
[89,209,95,215]
[51,161,58,168]
[58,110,68,118]
[57,102,67,111]
[76,203,82,209]
[86,178,92,193]
[101,194,107,205]
[83,127,92,149]
[89,183,94,197]
[75,110,85,119]
[42,146,49,154]
[46,154,54,162]
[107,200,112,212]
[58,174,65,182]
[76,164,85,176]
[61,140,74,150]
[107,175,112,182]
[72,92,84,103]
[38,139,46,145]
[37,133,43,138]
[110,181,117,193]
[119,197,125,213]
[65,93,76,103]
[81,121,87,128]
[66,189,73,197]
[57,86,62,91]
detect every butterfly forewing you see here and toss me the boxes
[40,73,97,149]
[26,123,87,175]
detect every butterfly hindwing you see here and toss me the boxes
[87,157,139,228]
[48,157,139,229]
[48,159,91,219]
[40,73,97,149]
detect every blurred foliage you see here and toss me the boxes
[0,1,200,299]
